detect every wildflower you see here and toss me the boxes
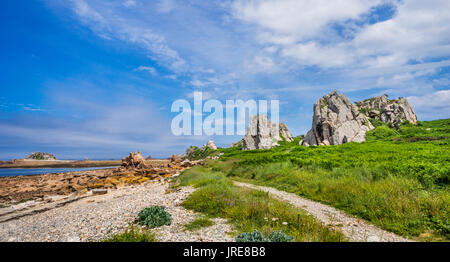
[282,222,288,225]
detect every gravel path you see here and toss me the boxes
[0,181,233,242]
[234,182,412,242]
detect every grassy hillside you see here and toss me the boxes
[177,167,346,242]
[200,119,449,241]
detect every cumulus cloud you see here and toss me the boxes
[232,0,380,42]
[231,0,450,71]
[408,90,450,120]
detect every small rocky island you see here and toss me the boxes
[24,152,58,161]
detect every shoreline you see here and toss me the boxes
[0,159,183,206]
[0,160,122,169]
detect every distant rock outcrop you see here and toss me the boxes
[243,115,293,150]
[356,94,417,126]
[301,91,374,146]
[121,152,148,169]
[279,123,294,142]
[24,152,58,161]
[203,140,217,150]
[169,154,183,163]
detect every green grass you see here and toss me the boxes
[178,167,347,242]
[208,119,450,241]
[184,217,215,231]
[103,226,157,242]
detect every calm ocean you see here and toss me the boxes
[0,167,118,177]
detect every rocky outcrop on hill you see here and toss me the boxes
[242,115,283,150]
[203,140,217,150]
[356,94,417,126]
[121,152,148,169]
[24,152,58,161]
[279,123,294,142]
[301,91,374,146]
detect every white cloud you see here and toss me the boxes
[281,42,354,68]
[134,66,157,75]
[231,0,450,71]
[71,0,187,73]
[122,0,137,8]
[232,0,380,41]
[408,90,450,120]
[156,0,176,14]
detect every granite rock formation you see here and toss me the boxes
[242,115,282,150]
[356,94,417,126]
[301,91,374,146]
[279,123,294,142]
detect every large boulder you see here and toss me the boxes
[121,152,148,169]
[242,115,282,150]
[301,91,374,146]
[356,94,417,126]
[279,123,294,142]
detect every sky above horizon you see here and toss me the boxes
[0,0,449,160]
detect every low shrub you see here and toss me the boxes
[267,230,294,242]
[138,206,172,228]
[103,226,157,242]
[235,230,293,242]
[235,230,266,242]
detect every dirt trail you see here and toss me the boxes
[234,182,412,242]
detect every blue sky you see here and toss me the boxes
[0,0,449,160]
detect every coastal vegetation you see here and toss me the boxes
[138,206,172,228]
[177,167,347,242]
[183,217,215,231]
[103,226,157,242]
[235,230,293,242]
[203,119,449,241]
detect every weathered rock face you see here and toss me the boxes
[121,152,148,169]
[356,94,417,126]
[24,152,57,161]
[301,91,374,146]
[242,115,282,150]
[204,140,217,150]
[279,123,294,142]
